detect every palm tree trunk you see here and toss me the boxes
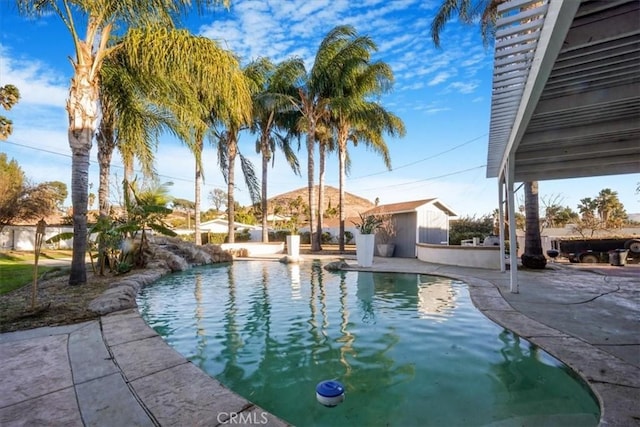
[68,63,99,286]
[521,181,546,269]
[307,129,319,251]
[96,127,114,276]
[227,141,237,243]
[194,139,203,245]
[261,141,270,243]
[316,142,325,251]
[97,137,114,218]
[338,141,347,252]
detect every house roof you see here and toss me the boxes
[486,0,640,182]
[364,198,457,217]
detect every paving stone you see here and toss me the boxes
[130,362,251,426]
[0,335,72,408]
[110,336,187,381]
[76,372,154,427]
[239,404,290,427]
[0,322,92,344]
[532,336,639,388]
[101,314,157,346]
[68,321,118,384]
[0,387,82,427]
[470,294,514,311]
[590,382,640,427]
[481,309,568,339]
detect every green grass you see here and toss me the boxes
[0,250,70,295]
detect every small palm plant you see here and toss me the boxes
[353,212,384,234]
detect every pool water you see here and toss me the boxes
[137,260,600,426]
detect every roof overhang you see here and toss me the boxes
[486,0,640,182]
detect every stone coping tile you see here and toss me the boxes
[531,336,639,388]
[101,314,158,346]
[479,310,569,339]
[68,321,119,384]
[469,294,514,311]
[0,321,92,344]
[0,334,72,408]
[110,335,187,382]
[76,372,154,427]
[130,362,262,427]
[589,382,640,426]
[0,387,82,427]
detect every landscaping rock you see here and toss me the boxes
[279,255,302,264]
[324,260,350,271]
[88,240,232,316]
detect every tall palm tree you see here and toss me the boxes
[123,27,252,246]
[292,25,379,252]
[322,28,405,252]
[212,120,260,243]
[314,120,335,250]
[249,58,301,242]
[431,0,546,269]
[15,0,231,285]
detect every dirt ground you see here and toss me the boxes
[0,269,115,333]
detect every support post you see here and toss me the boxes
[506,155,518,293]
[498,176,506,272]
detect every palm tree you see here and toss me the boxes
[0,84,20,140]
[292,25,380,252]
[431,0,546,269]
[431,0,505,48]
[15,0,231,285]
[212,120,260,243]
[322,28,405,251]
[123,26,252,246]
[249,58,301,242]
[314,119,336,249]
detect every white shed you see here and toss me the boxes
[365,198,457,258]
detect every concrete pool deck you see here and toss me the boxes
[0,256,638,426]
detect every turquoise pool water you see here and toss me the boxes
[137,260,600,426]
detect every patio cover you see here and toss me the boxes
[485,0,640,291]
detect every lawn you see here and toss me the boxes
[0,250,71,295]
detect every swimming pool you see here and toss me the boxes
[137,260,600,426]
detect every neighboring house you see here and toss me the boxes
[1,225,74,251]
[364,199,458,258]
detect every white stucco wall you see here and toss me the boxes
[417,243,501,269]
[0,225,74,251]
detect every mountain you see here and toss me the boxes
[268,185,375,219]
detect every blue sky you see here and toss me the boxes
[1,0,638,217]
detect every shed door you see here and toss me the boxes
[394,212,417,258]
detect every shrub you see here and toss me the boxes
[344,231,354,244]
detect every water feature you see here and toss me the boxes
[137,260,600,426]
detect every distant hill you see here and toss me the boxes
[268,185,375,219]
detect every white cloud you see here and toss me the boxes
[0,45,68,107]
[447,80,479,94]
[428,71,452,86]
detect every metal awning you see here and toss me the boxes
[485,0,640,293]
[487,0,640,182]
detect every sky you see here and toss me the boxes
[1,0,638,218]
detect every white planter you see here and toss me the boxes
[286,234,300,257]
[356,234,375,267]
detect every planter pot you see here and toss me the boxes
[377,243,395,257]
[286,234,300,257]
[356,234,375,267]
